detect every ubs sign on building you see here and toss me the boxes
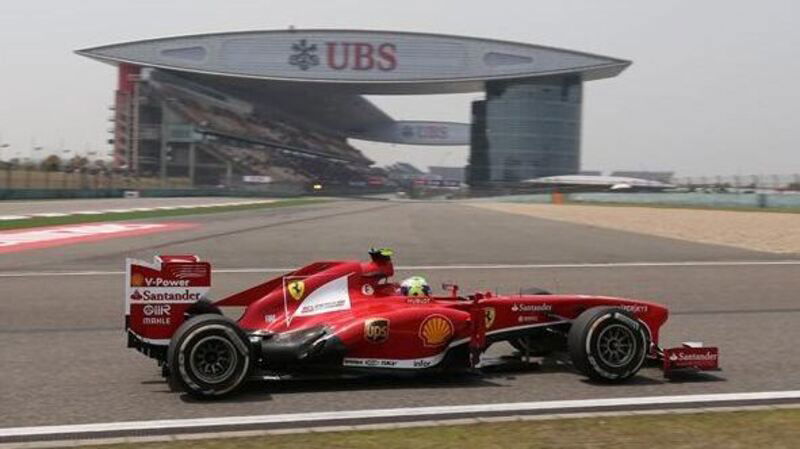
[78,30,630,186]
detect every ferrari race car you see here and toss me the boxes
[124,249,719,398]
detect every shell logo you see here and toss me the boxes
[419,314,454,347]
[130,273,145,287]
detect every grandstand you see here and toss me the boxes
[113,68,382,190]
[80,29,629,192]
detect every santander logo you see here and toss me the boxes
[671,351,718,362]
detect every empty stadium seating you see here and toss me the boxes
[148,80,381,187]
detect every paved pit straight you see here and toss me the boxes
[0,200,797,428]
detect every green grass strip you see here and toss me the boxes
[0,198,328,231]
[81,408,800,449]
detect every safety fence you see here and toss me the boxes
[0,168,192,190]
[567,192,800,209]
[672,174,800,192]
[468,192,800,210]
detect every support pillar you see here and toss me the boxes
[188,143,196,186]
[159,101,168,183]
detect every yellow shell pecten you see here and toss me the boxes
[420,315,454,346]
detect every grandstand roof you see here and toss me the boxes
[77,29,630,143]
[168,71,395,135]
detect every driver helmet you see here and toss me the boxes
[400,276,431,297]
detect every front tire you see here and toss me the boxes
[568,307,649,382]
[167,314,252,398]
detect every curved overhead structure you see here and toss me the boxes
[77,29,631,187]
[77,29,629,94]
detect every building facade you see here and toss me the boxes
[78,30,630,188]
[469,77,583,185]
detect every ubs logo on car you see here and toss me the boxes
[364,318,390,344]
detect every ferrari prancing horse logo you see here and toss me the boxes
[484,307,496,329]
[287,280,305,301]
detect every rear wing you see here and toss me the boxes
[124,255,211,359]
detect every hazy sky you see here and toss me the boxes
[1,0,798,176]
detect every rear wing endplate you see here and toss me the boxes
[124,255,211,351]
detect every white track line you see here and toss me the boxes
[7,404,800,449]
[1,260,799,278]
[2,390,799,439]
[0,216,31,221]
[29,213,70,218]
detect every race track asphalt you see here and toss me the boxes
[1,199,798,428]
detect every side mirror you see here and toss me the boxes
[441,282,459,298]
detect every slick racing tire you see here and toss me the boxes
[568,307,649,383]
[509,287,552,354]
[167,314,252,398]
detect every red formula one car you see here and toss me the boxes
[124,249,719,398]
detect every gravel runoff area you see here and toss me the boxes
[468,202,800,254]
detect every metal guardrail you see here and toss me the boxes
[568,192,800,209]
[673,174,800,191]
[0,168,192,190]
[473,192,800,210]
[0,188,296,201]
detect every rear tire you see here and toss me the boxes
[568,307,648,382]
[167,314,252,398]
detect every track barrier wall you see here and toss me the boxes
[472,192,800,209]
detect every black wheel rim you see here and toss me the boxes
[596,324,637,368]
[189,335,238,384]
